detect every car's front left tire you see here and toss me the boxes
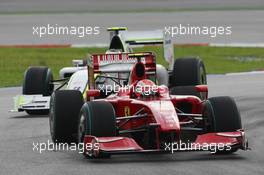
[49,90,84,143]
[78,101,116,158]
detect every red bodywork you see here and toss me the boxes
[83,52,248,157]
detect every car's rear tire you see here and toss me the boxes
[203,96,242,153]
[170,58,206,99]
[50,90,84,143]
[23,66,54,115]
[78,101,116,158]
[170,58,207,86]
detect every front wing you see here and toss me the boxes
[11,95,50,112]
[83,130,248,157]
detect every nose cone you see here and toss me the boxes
[147,100,180,132]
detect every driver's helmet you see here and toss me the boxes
[134,79,158,97]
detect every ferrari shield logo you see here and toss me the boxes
[124,106,130,116]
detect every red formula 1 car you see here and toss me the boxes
[49,52,248,158]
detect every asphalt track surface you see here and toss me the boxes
[1,10,264,45]
[1,0,264,14]
[0,0,264,45]
[0,73,264,175]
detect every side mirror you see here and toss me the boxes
[72,59,87,67]
[195,85,208,100]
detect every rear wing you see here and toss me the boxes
[92,52,156,74]
[123,30,163,45]
[121,30,174,70]
[107,27,174,70]
[87,52,156,90]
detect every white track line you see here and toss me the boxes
[226,71,264,76]
[210,43,264,48]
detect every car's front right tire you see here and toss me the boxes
[203,96,242,154]
[23,66,54,115]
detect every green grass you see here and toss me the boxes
[0,46,264,87]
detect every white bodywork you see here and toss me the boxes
[12,95,50,112]
[156,64,169,86]
[59,67,85,79]
[12,69,88,112]
[120,29,174,70]
[66,69,88,92]
[59,59,87,78]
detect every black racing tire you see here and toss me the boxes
[203,96,242,154]
[78,101,116,158]
[23,67,54,115]
[170,86,202,99]
[50,90,84,143]
[170,58,207,87]
[23,66,54,96]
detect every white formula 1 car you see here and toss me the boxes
[12,27,207,115]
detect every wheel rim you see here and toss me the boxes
[46,69,54,95]
[49,96,55,140]
[78,114,86,143]
[199,65,206,85]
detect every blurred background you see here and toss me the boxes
[0,0,264,45]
